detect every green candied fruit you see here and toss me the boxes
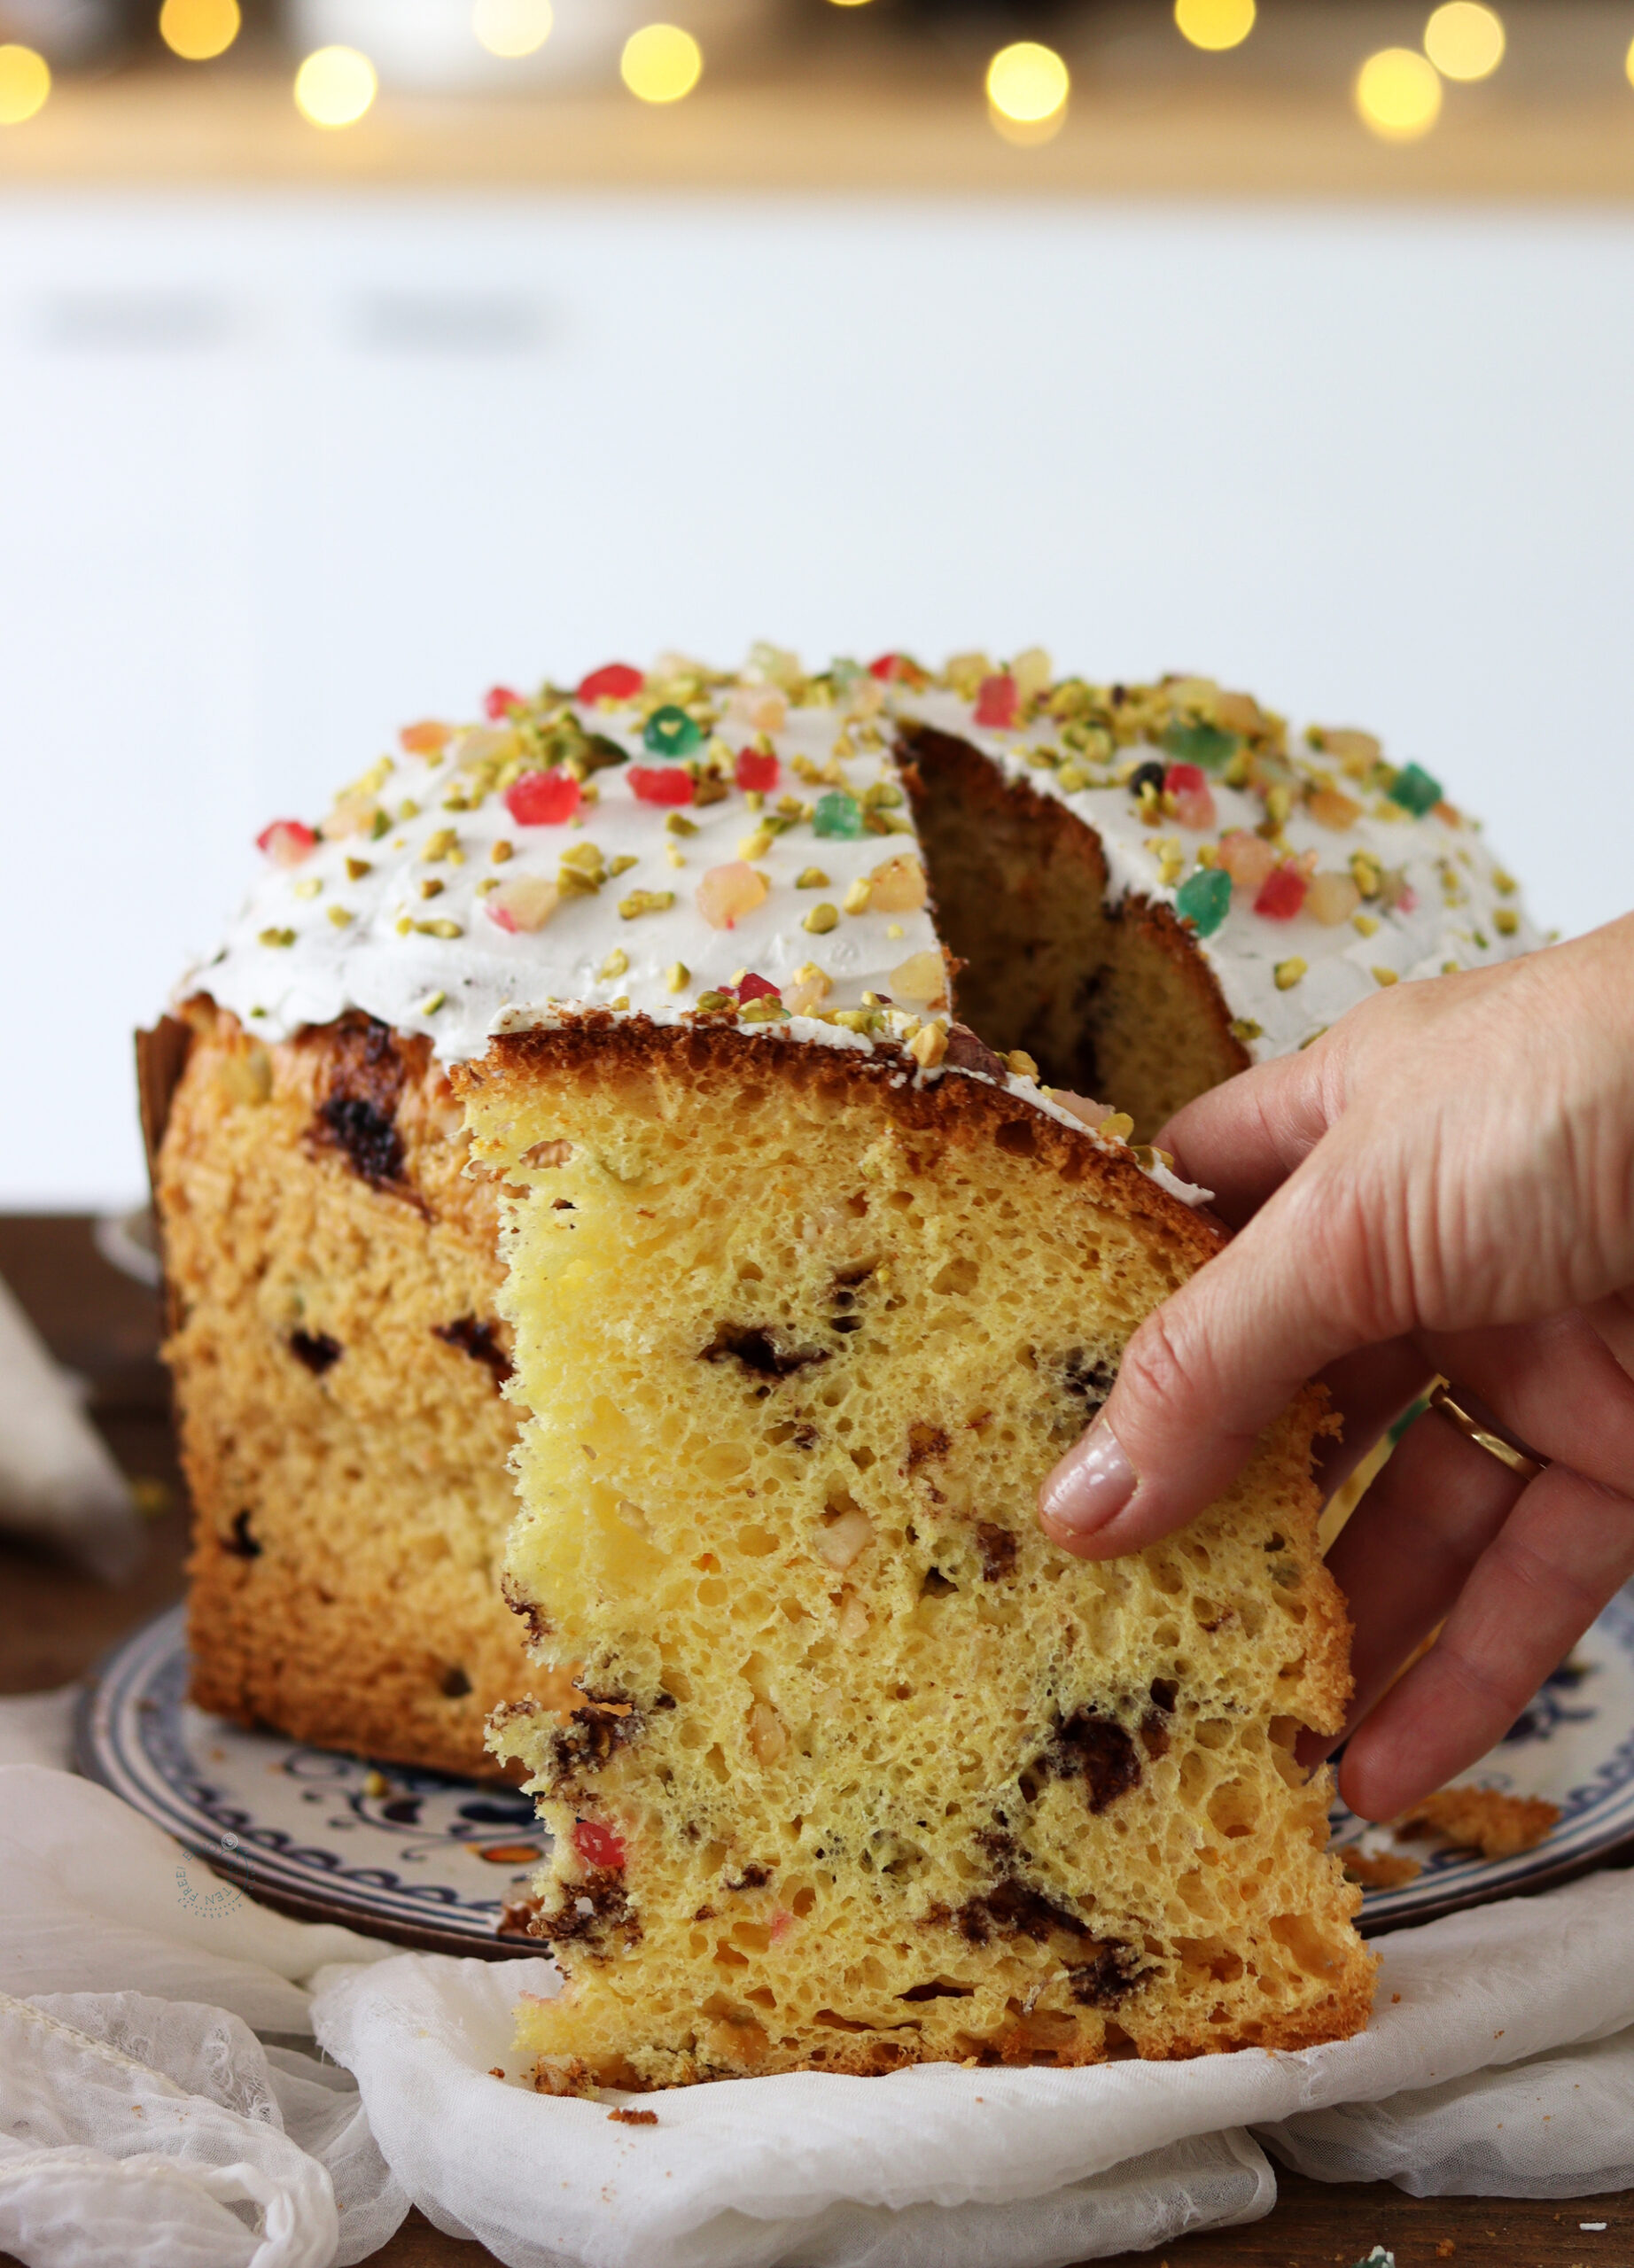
[1163,720,1238,772]
[1388,761,1443,816]
[813,790,864,839]
[643,703,704,759]
[1175,865,1232,937]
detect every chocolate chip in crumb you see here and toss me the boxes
[223,1509,261,1559]
[289,1329,341,1375]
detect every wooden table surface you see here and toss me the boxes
[1,1210,1626,2268]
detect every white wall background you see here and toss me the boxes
[2,191,1630,1207]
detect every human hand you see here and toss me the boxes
[1039,914,1634,1821]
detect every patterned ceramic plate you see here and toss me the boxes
[76,1605,547,1955]
[80,1591,1634,1954]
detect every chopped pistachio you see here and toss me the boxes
[619,889,675,920]
[418,877,444,899]
[258,926,296,949]
[907,1021,947,1069]
[665,961,689,994]
[803,903,840,935]
[842,878,871,915]
[1372,966,1400,987]
[738,828,774,860]
[490,839,514,865]
[327,905,354,928]
[415,918,463,939]
[346,856,372,882]
[1494,907,1519,936]
[1273,958,1307,990]
[695,990,734,1013]
[665,812,697,837]
[608,854,639,877]
[1228,1018,1263,1044]
[599,947,629,981]
[1007,1050,1040,1079]
[796,866,830,889]
[1353,913,1381,936]
[292,876,322,899]
[421,990,447,1014]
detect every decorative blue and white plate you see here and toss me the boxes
[76,1605,549,1956]
[79,1590,1634,1953]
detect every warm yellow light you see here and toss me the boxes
[293,44,377,128]
[1423,3,1504,82]
[1625,32,1634,92]
[159,0,240,61]
[0,43,50,124]
[620,23,702,104]
[827,0,874,7]
[472,0,552,59]
[1174,0,1256,53]
[985,41,1069,138]
[1355,46,1443,140]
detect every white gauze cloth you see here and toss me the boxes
[0,1270,142,1582]
[4,1689,1634,2268]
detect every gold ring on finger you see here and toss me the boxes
[1428,1379,1550,1485]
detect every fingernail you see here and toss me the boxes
[1040,1417,1137,1537]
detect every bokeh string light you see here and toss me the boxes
[621,23,703,104]
[293,43,377,128]
[1174,0,1256,55]
[0,42,49,122]
[985,41,1069,145]
[1355,46,1443,140]
[1423,3,1506,82]
[159,0,240,62]
[472,0,553,61]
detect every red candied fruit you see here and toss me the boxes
[1254,863,1309,920]
[485,685,525,721]
[1165,761,1218,831]
[256,819,316,866]
[503,766,582,827]
[974,673,1018,729]
[735,973,782,1005]
[735,747,780,793]
[868,653,910,681]
[577,662,644,704]
[573,1820,626,1871]
[629,765,695,807]
[1397,884,1419,913]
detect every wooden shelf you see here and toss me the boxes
[3,65,1633,198]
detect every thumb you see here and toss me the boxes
[1039,1123,1397,1557]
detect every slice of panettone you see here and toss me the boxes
[463,1014,1375,2091]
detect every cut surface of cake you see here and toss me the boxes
[469,1018,1374,2086]
[152,648,1538,1781]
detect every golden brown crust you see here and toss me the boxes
[1393,1786,1560,1860]
[161,998,533,1775]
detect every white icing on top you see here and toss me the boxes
[186,651,1540,1209]
[899,686,1543,1067]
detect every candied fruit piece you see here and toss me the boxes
[696,861,769,931]
[1174,866,1231,937]
[504,767,582,827]
[868,854,928,913]
[1388,761,1443,816]
[573,1821,626,1870]
[1308,785,1363,832]
[813,791,863,840]
[889,950,947,1006]
[1165,762,1217,831]
[735,973,781,1005]
[974,672,1018,729]
[1218,830,1278,890]
[735,747,780,793]
[629,765,695,807]
[868,651,927,687]
[1254,862,1308,920]
[644,704,704,759]
[1306,870,1362,926]
[256,819,316,866]
[1163,719,1237,772]
[485,685,524,721]
[399,719,452,757]
[486,875,559,934]
[577,662,644,704]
